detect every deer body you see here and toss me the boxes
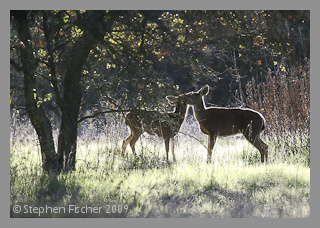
[121,95,188,162]
[185,85,268,163]
[193,106,265,136]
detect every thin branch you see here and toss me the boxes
[179,131,208,151]
[43,11,64,110]
[99,84,127,111]
[35,71,51,82]
[78,109,130,123]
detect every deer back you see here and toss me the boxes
[196,107,265,136]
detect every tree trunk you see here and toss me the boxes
[57,32,96,172]
[13,11,59,173]
[13,10,115,173]
[56,11,117,172]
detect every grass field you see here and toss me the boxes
[10,120,310,218]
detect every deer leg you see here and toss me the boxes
[170,137,176,162]
[129,133,141,158]
[243,132,268,163]
[124,126,141,158]
[254,137,268,163]
[207,134,217,163]
[122,134,132,157]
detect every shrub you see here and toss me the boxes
[245,64,310,135]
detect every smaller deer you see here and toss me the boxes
[121,94,188,162]
[184,85,268,163]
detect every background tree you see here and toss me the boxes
[10,10,177,173]
[11,10,124,172]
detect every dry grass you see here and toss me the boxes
[245,64,310,134]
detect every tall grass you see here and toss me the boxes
[10,117,310,218]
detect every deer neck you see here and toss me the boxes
[192,98,207,122]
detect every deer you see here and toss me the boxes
[121,94,189,162]
[183,85,268,163]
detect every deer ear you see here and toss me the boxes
[166,96,177,106]
[199,85,209,96]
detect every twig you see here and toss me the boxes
[78,109,130,123]
[179,131,208,150]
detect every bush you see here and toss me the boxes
[245,64,310,135]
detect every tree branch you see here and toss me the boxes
[43,11,64,110]
[78,109,130,123]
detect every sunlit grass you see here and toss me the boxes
[10,121,310,218]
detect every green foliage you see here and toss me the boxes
[11,10,310,117]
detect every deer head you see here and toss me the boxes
[166,93,189,113]
[184,84,209,107]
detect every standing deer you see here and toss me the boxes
[184,85,268,163]
[121,94,188,162]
